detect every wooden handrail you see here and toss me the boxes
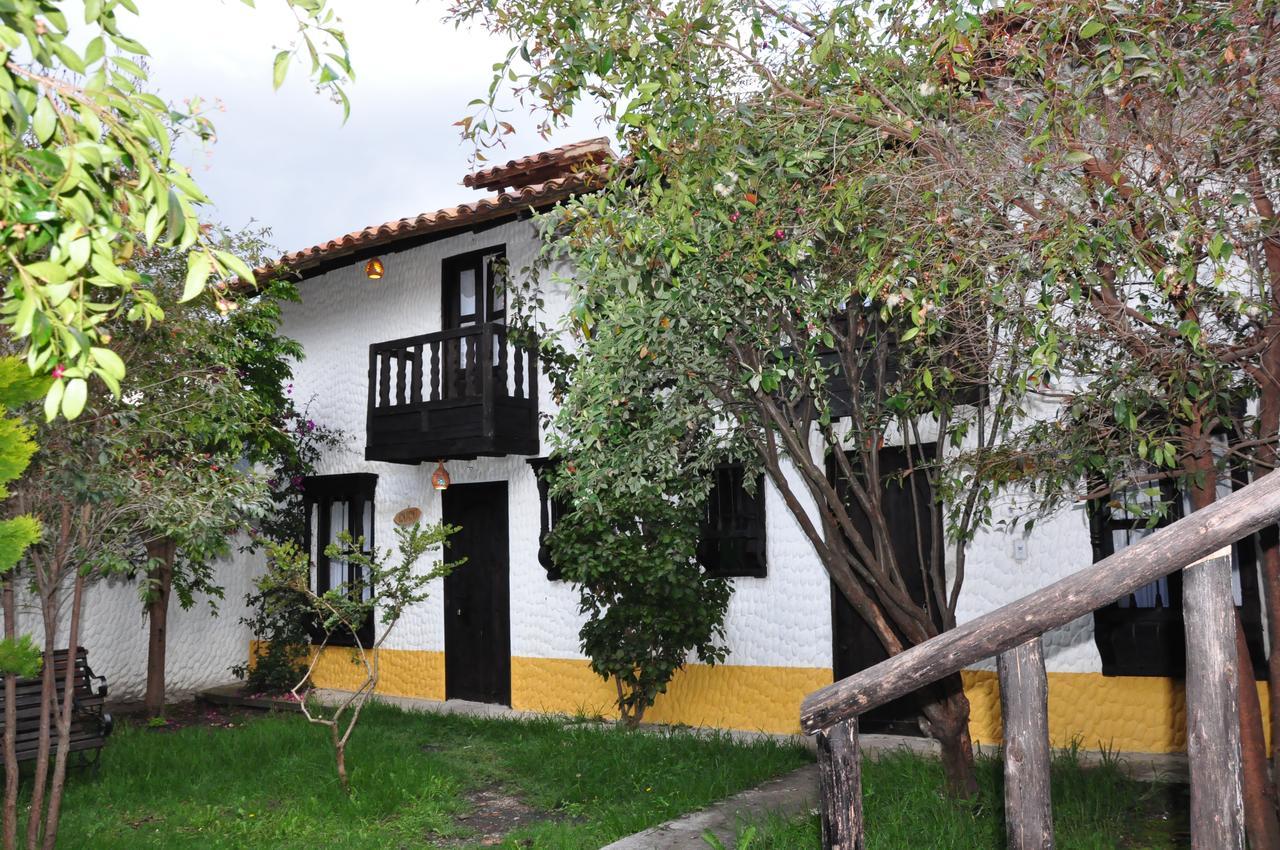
[800,468,1280,735]
[371,322,505,352]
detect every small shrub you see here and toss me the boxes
[231,584,313,695]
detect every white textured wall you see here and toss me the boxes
[4,543,260,703]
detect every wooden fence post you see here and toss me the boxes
[1183,546,1245,849]
[816,717,863,850]
[998,636,1053,850]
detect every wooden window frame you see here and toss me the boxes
[1088,473,1267,679]
[303,473,378,647]
[698,463,768,579]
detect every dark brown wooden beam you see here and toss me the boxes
[998,636,1053,850]
[801,469,1280,734]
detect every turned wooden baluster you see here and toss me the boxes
[514,337,525,399]
[429,340,440,402]
[377,350,391,408]
[410,345,423,404]
[395,350,407,405]
[496,326,509,397]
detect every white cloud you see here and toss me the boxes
[126,0,608,254]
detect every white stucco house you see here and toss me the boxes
[83,137,1269,753]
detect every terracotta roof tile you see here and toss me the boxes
[256,138,615,283]
[462,137,613,192]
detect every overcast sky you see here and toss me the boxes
[128,0,607,256]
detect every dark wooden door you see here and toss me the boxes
[831,444,940,736]
[443,482,511,705]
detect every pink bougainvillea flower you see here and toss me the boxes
[51,364,65,379]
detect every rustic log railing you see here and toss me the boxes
[800,469,1280,850]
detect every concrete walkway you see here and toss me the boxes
[601,765,818,850]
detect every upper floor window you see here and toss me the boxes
[303,473,377,647]
[443,247,506,331]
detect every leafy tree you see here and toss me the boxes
[262,521,461,793]
[107,225,305,717]
[453,0,1280,811]
[0,359,45,850]
[0,0,351,419]
[496,107,1041,794]
[547,458,731,727]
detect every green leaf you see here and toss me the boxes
[182,251,213,303]
[43,379,63,422]
[32,97,56,145]
[1079,20,1105,39]
[273,50,291,90]
[90,346,125,382]
[214,250,256,285]
[1065,150,1093,164]
[25,261,67,285]
[60,377,87,419]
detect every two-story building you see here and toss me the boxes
[91,137,1265,753]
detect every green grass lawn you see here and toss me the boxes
[727,748,1189,850]
[23,703,1188,850]
[38,701,811,849]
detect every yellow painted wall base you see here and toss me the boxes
[281,643,1261,752]
[964,669,1270,754]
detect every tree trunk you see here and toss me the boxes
[25,593,57,850]
[1237,610,1280,849]
[144,538,175,718]
[40,573,83,850]
[2,573,18,850]
[331,724,350,795]
[921,674,979,799]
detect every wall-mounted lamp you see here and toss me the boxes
[431,460,451,491]
[365,257,385,280]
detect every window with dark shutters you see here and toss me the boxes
[1088,476,1266,678]
[698,464,767,578]
[303,473,377,646]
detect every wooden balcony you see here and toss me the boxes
[365,323,539,463]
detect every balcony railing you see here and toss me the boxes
[365,323,539,463]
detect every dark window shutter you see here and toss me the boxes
[699,464,767,578]
[528,458,568,581]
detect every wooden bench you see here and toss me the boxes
[0,647,113,768]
